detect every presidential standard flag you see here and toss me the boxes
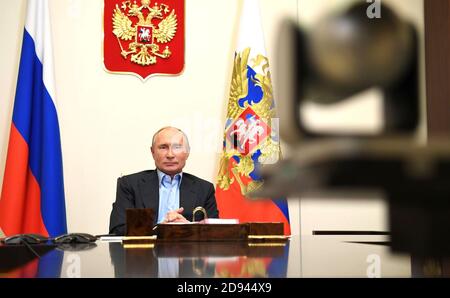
[216,0,291,235]
[0,0,67,238]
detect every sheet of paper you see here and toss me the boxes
[99,236,125,242]
[202,218,239,224]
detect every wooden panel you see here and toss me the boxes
[126,208,155,236]
[155,223,249,242]
[154,222,285,241]
[424,0,450,136]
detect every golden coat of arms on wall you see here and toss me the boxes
[103,0,184,80]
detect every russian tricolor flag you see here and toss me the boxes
[0,0,67,238]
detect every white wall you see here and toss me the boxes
[0,0,300,235]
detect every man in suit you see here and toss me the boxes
[109,127,219,235]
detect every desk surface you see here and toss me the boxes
[1,235,447,278]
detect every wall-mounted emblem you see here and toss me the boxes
[104,0,184,80]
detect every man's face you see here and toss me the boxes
[151,128,189,176]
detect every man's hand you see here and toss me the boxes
[162,207,189,223]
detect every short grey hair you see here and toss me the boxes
[151,126,190,151]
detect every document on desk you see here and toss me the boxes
[157,219,239,225]
[201,218,239,224]
[99,236,125,242]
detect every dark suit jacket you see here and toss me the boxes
[109,170,219,235]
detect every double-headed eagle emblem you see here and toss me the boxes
[112,0,177,66]
[217,48,281,195]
